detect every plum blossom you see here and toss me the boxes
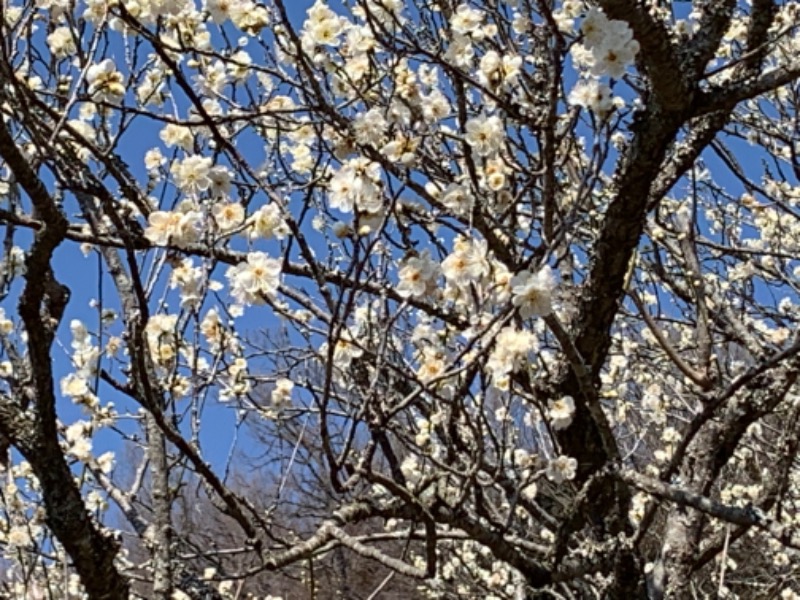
[438,182,474,216]
[194,61,228,95]
[478,51,522,87]
[568,79,615,116]
[144,209,203,246]
[546,455,577,484]
[65,421,93,462]
[580,7,610,46]
[592,37,640,80]
[441,236,489,287]
[220,358,250,400]
[352,108,388,146]
[397,251,439,298]
[230,1,269,35]
[169,258,205,310]
[330,331,364,369]
[381,134,419,166]
[145,313,179,366]
[486,325,537,385]
[450,4,484,36]
[302,0,345,48]
[416,348,447,382]
[422,90,450,123]
[61,373,90,400]
[464,114,504,156]
[511,266,556,318]
[60,320,101,408]
[212,201,246,233]
[548,395,575,430]
[160,124,194,149]
[200,308,224,350]
[47,27,76,58]
[87,59,125,103]
[208,165,233,196]
[1,245,26,277]
[172,155,213,195]
[249,203,289,240]
[205,0,241,24]
[226,252,282,306]
[329,157,383,213]
[575,8,639,79]
[271,378,294,407]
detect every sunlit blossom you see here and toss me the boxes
[546,455,577,484]
[548,395,575,430]
[226,252,282,306]
[511,266,556,318]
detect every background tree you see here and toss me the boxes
[1,0,800,597]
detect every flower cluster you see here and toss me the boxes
[486,326,537,389]
[145,313,180,367]
[144,205,204,247]
[301,1,346,53]
[581,8,639,79]
[329,157,383,214]
[441,236,490,290]
[60,320,100,408]
[569,8,639,115]
[249,203,290,240]
[225,252,282,307]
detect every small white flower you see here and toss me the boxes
[271,378,294,407]
[546,455,577,484]
[96,451,115,474]
[144,148,166,171]
[486,325,537,381]
[441,237,489,287]
[212,201,246,233]
[160,124,194,149]
[86,59,125,103]
[580,7,609,46]
[352,108,388,146]
[144,209,203,246]
[172,155,213,195]
[511,266,556,318]
[226,252,282,306]
[329,158,382,213]
[569,80,615,116]
[249,203,289,240]
[464,114,504,156]
[450,3,484,36]
[327,330,364,369]
[397,252,439,298]
[61,374,90,399]
[47,26,76,58]
[548,395,575,430]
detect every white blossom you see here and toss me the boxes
[226,252,282,306]
[511,266,556,318]
[546,455,577,484]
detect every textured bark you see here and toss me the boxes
[148,413,174,599]
[0,104,130,599]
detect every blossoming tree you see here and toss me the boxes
[1,0,800,597]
